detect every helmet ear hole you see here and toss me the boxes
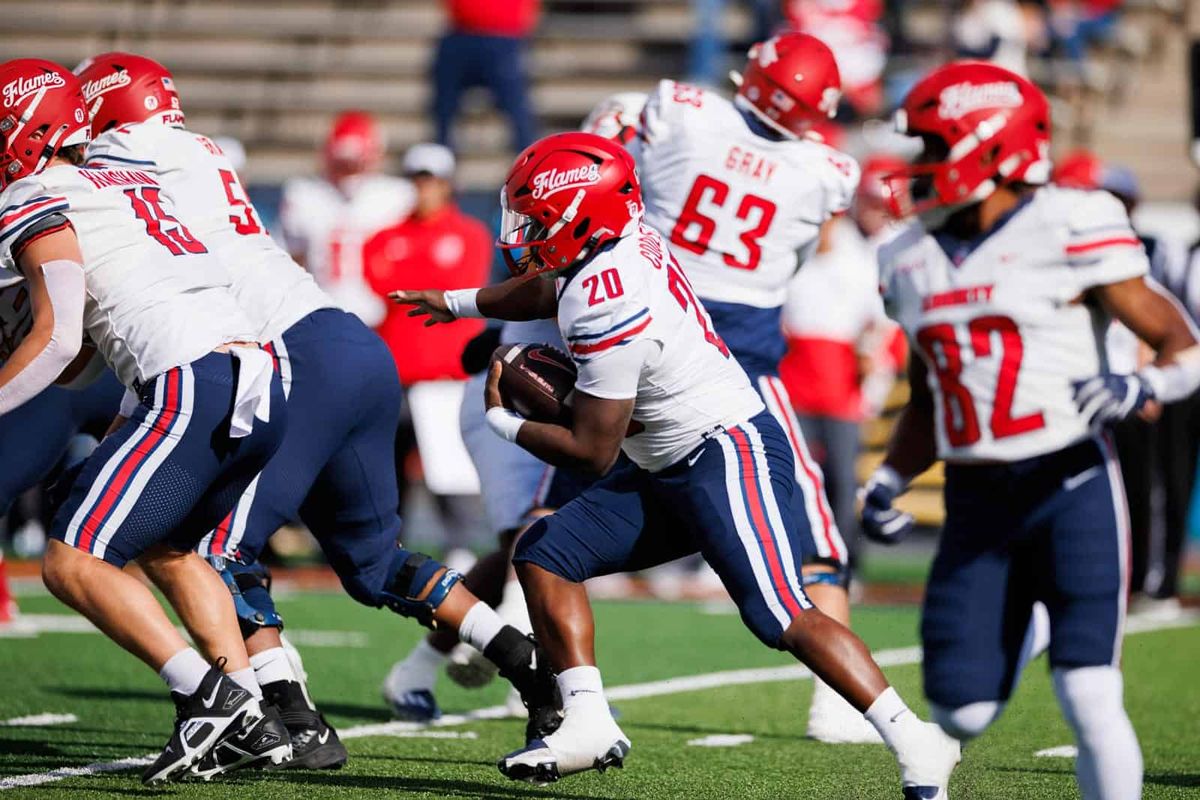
[573,217,590,239]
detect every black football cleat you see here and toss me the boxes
[263,680,348,770]
[188,705,292,780]
[482,628,562,743]
[141,662,262,785]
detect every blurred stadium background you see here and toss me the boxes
[1,0,1197,601]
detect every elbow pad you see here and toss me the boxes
[0,260,85,414]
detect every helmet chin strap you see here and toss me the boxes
[731,93,800,141]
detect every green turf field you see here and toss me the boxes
[1,589,1197,799]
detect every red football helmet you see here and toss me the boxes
[1052,149,1104,190]
[857,153,910,209]
[0,59,90,189]
[888,61,1051,220]
[324,111,383,177]
[731,33,841,139]
[73,52,183,136]
[497,132,641,278]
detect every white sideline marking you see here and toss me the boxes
[2,610,1194,791]
[2,713,77,727]
[0,613,367,648]
[1035,745,1078,758]
[688,734,755,747]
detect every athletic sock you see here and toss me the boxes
[557,666,607,714]
[228,666,263,700]
[395,639,449,691]
[864,687,925,753]
[457,601,506,653]
[1053,666,1142,800]
[250,647,297,688]
[496,578,533,635]
[158,647,209,697]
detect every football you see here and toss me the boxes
[493,343,577,424]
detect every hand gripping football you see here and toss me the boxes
[493,343,577,424]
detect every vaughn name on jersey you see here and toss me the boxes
[556,222,763,472]
[0,164,256,388]
[630,79,859,311]
[879,185,1149,462]
[86,122,333,343]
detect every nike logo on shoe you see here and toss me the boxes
[200,684,221,709]
[317,729,330,745]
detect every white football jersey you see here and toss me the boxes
[879,186,1149,463]
[87,123,333,343]
[557,222,764,472]
[630,80,859,310]
[0,165,256,388]
[279,172,413,327]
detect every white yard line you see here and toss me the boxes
[0,613,367,648]
[1,713,77,727]
[1,610,1194,791]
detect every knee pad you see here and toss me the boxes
[206,555,283,638]
[1053,666,1142,800]
[930,700,1005,741]
[380,548,461,628]
[1052,665,1127,734]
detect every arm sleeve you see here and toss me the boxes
[574,337,655,400]
[0,260,85,414]
[1065,190,1149,290]
[820,148,861,217]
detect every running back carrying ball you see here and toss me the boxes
[493,343,577,424]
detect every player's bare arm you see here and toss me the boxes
[485,361,632,476]
[1092,276,1200,366]
[390,274,557,326]
[0,228,85,411]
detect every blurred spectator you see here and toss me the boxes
[778,155,907,562]
[952,0,1046,76]
[1055,151,1195,601]
[1048,0,1122,78]
[279,111,413,328]
[363,144,491,553]
[1142,181,1200,600]
[433,0,540,153]
[785,0,889,117]
[364,144,491,386]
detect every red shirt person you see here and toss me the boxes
[364,144,491,385]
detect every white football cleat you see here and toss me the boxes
[445,642,499,689]
[498,706,630,785]
[806,677,883,744]
[896,721,961,800]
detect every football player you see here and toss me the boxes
[0,58,291,783]
[278,110,412,327]
[862,61,1200,800]
[617,32,875,741]
[394,132,960,797]
[74,52,560,773]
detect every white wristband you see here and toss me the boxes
[1139,347,1200,404]
[444,288,482,319]
[486,405,525,443]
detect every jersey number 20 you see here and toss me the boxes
[670,174,776,271]
[917,316,1046,447]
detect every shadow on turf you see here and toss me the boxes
[259,770,627,800]
[49,686,164,704]
[996,766,1200,789]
